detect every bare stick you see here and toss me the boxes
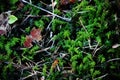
[35,47,51,53]
[94,73,108,80]
[93,42,99,52]
[93,45,104,57]
[22,73,37,80]
[107,58,120,62]
[21,0,71,22]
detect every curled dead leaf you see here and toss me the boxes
[51,59,59,69]
[30,27,42,41]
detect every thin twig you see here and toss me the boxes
[21,0,71,22]
[35,47,51,53]
[40,1,49,6]
[107,58,120,63]
[93,42,99,52]
[79,17,88,34]
[21,73,37,80]
[88,39,92,49]
[46,0,55,30]
[47,20,53,30]
[94,73,108,80]
[93,45,104,57]
[21,15,41,25]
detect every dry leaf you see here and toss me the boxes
[0,12,11,35]
[51,59,59,69]
[24,36,33,48]
[24,27,42,48]
[30,27,42,41]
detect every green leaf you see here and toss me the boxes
[8,15,18,24]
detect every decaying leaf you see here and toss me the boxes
[51,59,59,69]
[24,36,33,48]
[0,12,11,35]
[30,27,42,41]
[24,27,42,48]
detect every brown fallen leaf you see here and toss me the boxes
[24,27,42,48]
[30,27,42,41]
[24,35,33,48]
[51,59,59,69]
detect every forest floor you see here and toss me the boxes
[0,0,120,80]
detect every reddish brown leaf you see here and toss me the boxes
[24,36,33,48]
[30,27,42,41]
[24,28,42,48]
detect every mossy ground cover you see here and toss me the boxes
[0,0,120,80]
